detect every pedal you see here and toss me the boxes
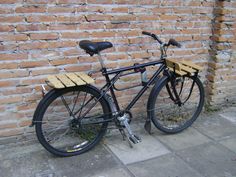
[129,134,141,144]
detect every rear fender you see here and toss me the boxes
[30,85,112,127]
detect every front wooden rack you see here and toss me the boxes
[166,59,203,76]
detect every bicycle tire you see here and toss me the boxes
[149,75,204,134]
[34,85,110,157]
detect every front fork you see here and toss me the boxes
[164,69,198,106]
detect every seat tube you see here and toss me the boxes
[98,53,106,68]
[102,68,121,112]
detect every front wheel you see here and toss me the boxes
[149,75,204,134]
[34,85,110,157]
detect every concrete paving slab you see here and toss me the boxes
[156,127,211,151]
[193,115,236,140]
[127,153,202,177]
[89,167,132,177]
[0,144,121,177]
[105,131,170,165]
[219,107,236,124]
[219,136,236,154]
[176,142,236,177]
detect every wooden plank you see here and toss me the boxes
[66,73,86,85]
[179,64,196,73]
[180,61,203,71]
[56,74,75,87]
[166,59,181,71]
[47,75,65,88]
[168,68,187,76]
[76,72,94,84]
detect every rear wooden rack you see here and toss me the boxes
[46,72,94,89]
[166,59,203,76]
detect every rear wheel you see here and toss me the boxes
[149,75,204,133]
[35,85,110,157]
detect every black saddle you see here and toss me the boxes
[79,40,113,56]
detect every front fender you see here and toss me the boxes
[146,75,168,120]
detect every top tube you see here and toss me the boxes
[106,60,164,75]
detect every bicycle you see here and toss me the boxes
[31,31,205,157]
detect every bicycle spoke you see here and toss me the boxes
[72,91,80,114]
[78,91,88,118]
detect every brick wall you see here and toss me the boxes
[0,0,235,143]
[206,0,236,106]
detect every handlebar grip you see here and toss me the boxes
[142,31,152,36]
[168,38,181,48]
[142,31,163,44]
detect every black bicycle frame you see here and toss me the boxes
[100,59,166,115]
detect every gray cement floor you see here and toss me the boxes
[0,106,236,177]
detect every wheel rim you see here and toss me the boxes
[153,76,202,131]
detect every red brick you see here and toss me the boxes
[0,53,28,61]
[0,0,23,3]
[25,0,55,4]
[48,24,77,30]
[0,34,28,41]
[15,6,46,13]
[19,120,32,127]
[49,41,77,48]
[0,80,19,87]
[56,15,84,23]
[87,0,113,4]
[17,103,37,111]
[0,70,29,79]
[30,33,59,40]
[110,7,128,13]
[61,32,89,39]
[159,14,179,21]
[64,64,91,72]
[91,31,115,38]
[31,68,60,76]
[16,24,47,32]
[115,0,136,4]
[85,14,112,21]
[0,16,24,23]
[0,122,17,130]
[2,87,32,96]
[79,22,104,30]
[26,15,56,23]
[19,61,48,68]
[0,7,14,14]
[0,96,23,104]
[19,42,49,50]
[0,44,18,52]
[57,0,87,4]
[49,58,78,66]
[0,62,18,69]
[0,128,23,137]
[47,7,76,13]
[0,25,14,32]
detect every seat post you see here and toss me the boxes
[98,52,106,69]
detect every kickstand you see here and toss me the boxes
[144,120,152,134]
[118,128,133,148]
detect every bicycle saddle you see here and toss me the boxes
[79,40,113,56]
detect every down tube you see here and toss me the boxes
[125,64,165,111]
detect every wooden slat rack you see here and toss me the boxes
[46,72,94,89]
[166,59,203,76]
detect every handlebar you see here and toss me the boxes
[168,38,181,48]
[142,31,181,48]
[142,31,163,45]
